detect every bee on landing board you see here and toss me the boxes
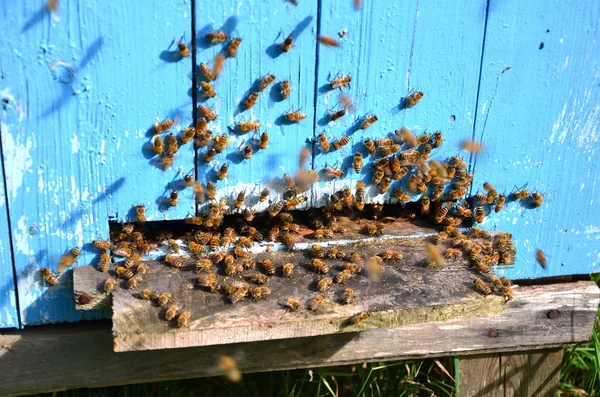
[206,31,229,44]
[226,37,243,57]
[258,74,276,91]
[279,80,291,99]
[330,75,351,89]
[284,109,307,122]
[359,114,378,130]
[402,91,423,108]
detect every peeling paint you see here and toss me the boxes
[1,123,35,202]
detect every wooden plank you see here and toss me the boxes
[458,354,502,397]
[311,0,488,206]
[193,1,318,212]
[502,348,563,397]
[469,0,600,279]
[0,281,596,396]
[0,1,194,324]
[0,156,19,329]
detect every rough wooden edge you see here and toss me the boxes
[0,281,597,397]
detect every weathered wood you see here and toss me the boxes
[0,160,18,328]
[458,354,503,397]
[502,349,563,397]
[470,0,600,280]
[0,281,596,397]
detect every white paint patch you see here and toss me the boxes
[584,226,600,234]
[563,56,569,70]
[1,123,34,201]
[481,101,488,115]
[37,168,44,191]
[100,140,106,153]
[70,134,80,153]
[580,183,585,192]
[550,102,567,144]
[14,215,31,255]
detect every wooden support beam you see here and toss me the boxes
[0,281,596,397]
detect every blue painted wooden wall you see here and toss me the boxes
[0,0,598,328]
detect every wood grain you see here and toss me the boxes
[0,281,596,396]
[311,0,488,207]
[469,0,600,280]
[0,1,194,325]
[0,162,18,328]
[458,355,503,397]
[502,349,563,397]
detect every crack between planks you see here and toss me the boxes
[310,0,323,207]
[0,119,24,329]
[190,0,199,215]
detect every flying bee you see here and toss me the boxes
[329,108,346,122]
[312,258,329,273]
[41,268,59,286]
[226,37,243,57]
[298,147,311,169]
[432,130,443,148]
[536,249,547,269]
[474,206,485,223]
[359,114,378,130]
[495,194,506,213]
[104,278,117,293]
[316,277,334,292]
[280,80,291,99]
[425,243,444,268]
[237,121,261,133]
[206,31,229,44]
[284,109,307,122]
[393,188,411,203]
[258,74,276,91]
[242,92,259,111]
[199,62,216,81]
[200,81,216,98]
[402,91,424,108]
[330,74,351,89]
[154,119,174,134]
[203,181,216,201]
[308,295,327,311]
[177,312,191,328]
[256,130,269,149]
[531,192,543,207]
[339,94,357,112]
[168,190,178,206]
[317,35,340,47]
[472,278,491,296]
[461,140,485,154]
[198,273,219,293]
[213,53,225,79]
[281,33,294,52]
[324,168,344,178]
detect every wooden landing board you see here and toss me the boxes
[73,222,512,352]
[1,282,597,396]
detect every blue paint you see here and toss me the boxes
[312,0,488,206]
[0,159,19,328]
[471,0,600,279]
[194,2,317,210]
[0,0,193,325]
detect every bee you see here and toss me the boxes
[205,181,217,200]
[431,130,443,148]
[316,277,333,292]
[169,190,178,207]
[181,174,194,188]
[314,132,331,153]
[393,188,411,203]
[280,80,291,99]
[260,259,275,276]
[225,262,243,276]
[256,130,268,149]
[349,311,370,325]
[280,232,295,250]
[139,289,155,300]
[200,81,216,98]
[253,188,269,204]
[242,258,256,269]
[187,241,205,255]
[392,166,409,181]
[359,114,378,130]
[203,148,217,163]
[163,304,181,321]
[339,94,357,111]
[214,133,230,153]
[395,128,417,147]
[164,133,178,154]
[206,235,219,252]
[371,169,384,185]
[104,278,117,293]
[421,144,432,160]
[381,250,403,261]
[329,108,346,122]
[250,286,271,300]
[343,262,362,275]
[402,91,424,108]
[198,105,217,121]
[355,181,366,211]
[311,244,325,258]
[473,278,491,295]
[277,262,294,278]
[363,223,383,236]
[474,206,485,223]
[198,273,219,292]
[378,177,392,195]
[193,258,212,273]
[317,35,340,47]
[41,268,59,286]
[531,192,543,207]
[153,119,174,134]
[379,145,401,156]
[152,136,164,155]
[297,147,311,169]
[444,248,462,259]
[258,74,276,91]
[229,285,249,304]
[268,201,284,217]
[226,37,243,57]
[196,128,212,148]
[324,168,344,179]
[325,247,344,259]
[286,195,307,210]
[434,206,448,224]
[116,266,134,279]
[280,298,301,312]
[249,272,269,285]
[419,196,431,215]
[123,253,142,269]
[213,53,225,79]
[340,288,355,305]
[536,249,547,269]
[199,62,216,81]
[425,243,444,268]
[312,258,329,273]
[461,140,485,154]
[237,121,261,133]
[206,31,229,44]
[281,33,294,52]
[449,156,467,169]
[242,92,259,110]
[330,75,351,89]
[495,194,506,213]
[127,274,143,289]
[165,254,184,268]
[455,205,472,218]
[96,252,111,273]
[93,239,112,250]
[308,295,326,311]
[285,110,307,122]
[177,312,191,328]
